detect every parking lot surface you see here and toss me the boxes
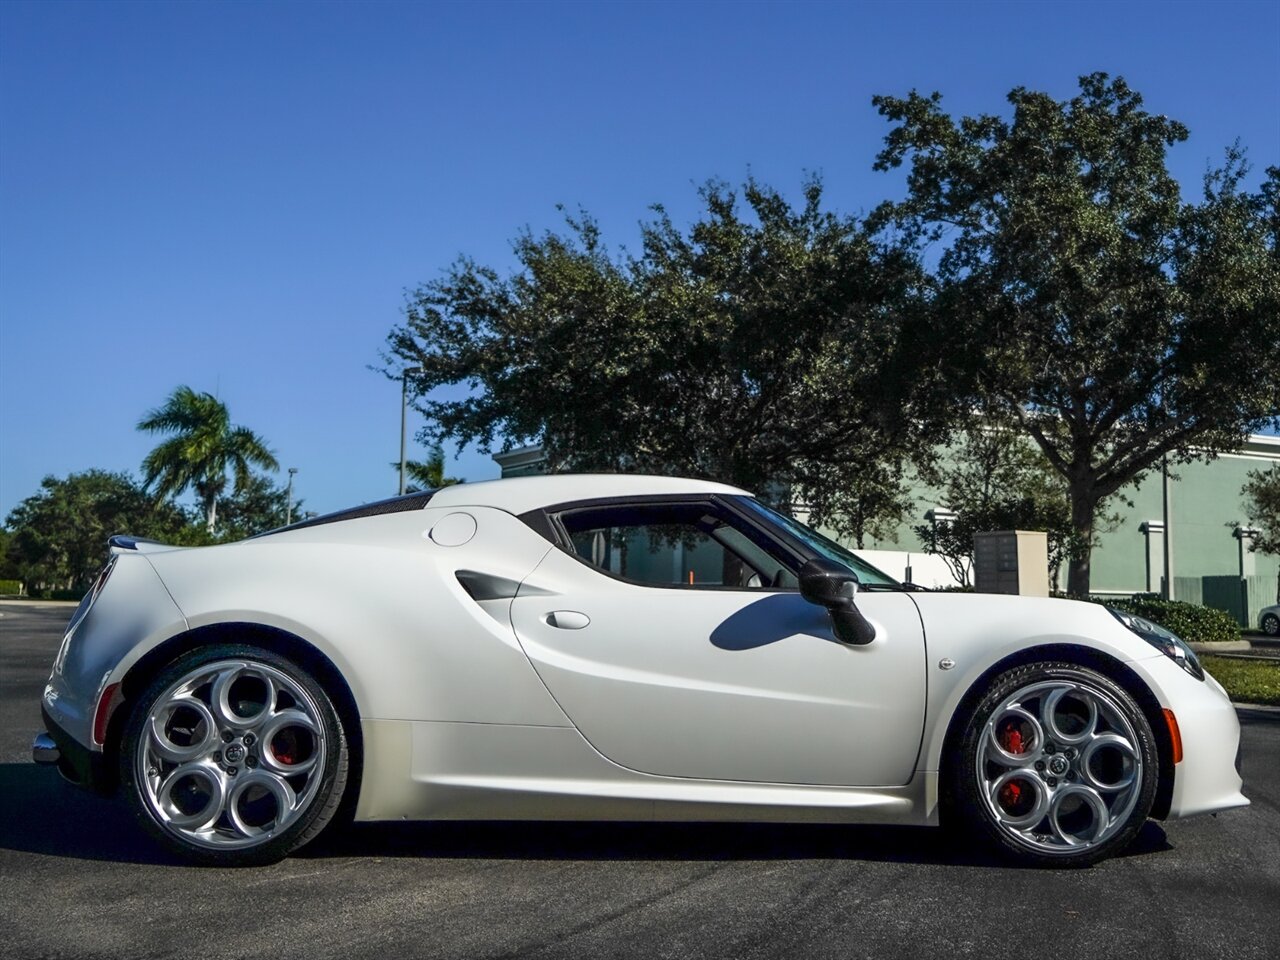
[2,602,1278,960]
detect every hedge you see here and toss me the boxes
[1105,595,1241,644]
[0,579,23,596]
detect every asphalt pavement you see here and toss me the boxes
[2,602,1278,960]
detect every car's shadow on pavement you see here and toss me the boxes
[302,816,1171,869]
[0,762,1172,869]
[0,763,184,866]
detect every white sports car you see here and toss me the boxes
[33,475,1247,867]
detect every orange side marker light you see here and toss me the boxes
[93,682,123,746]
[1162,708,1183,764]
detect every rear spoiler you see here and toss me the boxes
[108,535,186,555]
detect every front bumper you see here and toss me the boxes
[1131,656,1251,820]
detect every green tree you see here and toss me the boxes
[387,177,951,539]
[173,472,311,544]
[138,386,280,533]
[800,459,916,550]
[912,423,1112,587]
[1244,465,1280,555]
[873,73,1280,596]
[392,443,463,493]
[3,471,188,595]
[1243,465,1280,603]
[0,528,22,582]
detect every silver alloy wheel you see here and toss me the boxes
[975,679,1143,855]
[1263,614,1279,637]
[135,659,328,850]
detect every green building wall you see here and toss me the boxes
[853,437,1280,626]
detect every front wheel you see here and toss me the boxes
[120,644,348,866]
[1262,613,1279,637]
[952,661,1158,867]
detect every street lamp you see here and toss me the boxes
[286,467,298,525]
[1161,453,1174,600]
[399,366,422,495]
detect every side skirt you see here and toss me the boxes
[354,719,939,826]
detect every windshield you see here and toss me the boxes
[730,496,902,588]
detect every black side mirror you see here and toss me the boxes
[799,557,877,645]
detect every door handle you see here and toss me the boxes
[546,610,591,630]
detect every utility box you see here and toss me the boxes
[973,531,1050,597]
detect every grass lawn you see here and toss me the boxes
[1200,655,1280,707]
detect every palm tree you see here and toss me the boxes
[138,386,279,533]
[392,443,462,493]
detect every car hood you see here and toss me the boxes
[904,590,1152,660]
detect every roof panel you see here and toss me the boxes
[428,474,750,514]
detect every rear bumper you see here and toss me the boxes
[35,703,112,793]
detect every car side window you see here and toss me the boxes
[553,501,797,590]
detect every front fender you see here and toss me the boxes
[909,594,1167,777]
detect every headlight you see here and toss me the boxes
[1107,606,1204,681]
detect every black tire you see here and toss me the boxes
[950,661,1158,868]
[119,644,349,866]
[1262,614,1280,637]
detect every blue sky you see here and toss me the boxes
[2,0,1277,520]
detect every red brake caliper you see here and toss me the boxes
[273,730,297,765]
[997,719,1028,812]
[1001,725,1025,755]
[999,780,1023,811]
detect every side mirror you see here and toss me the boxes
[799,557,877,645]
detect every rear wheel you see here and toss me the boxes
[120,644,348,866]
[953,661,1157,867]
[1262,613,1279,637]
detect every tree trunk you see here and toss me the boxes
[1065,484,1096,598]
[206,496,217,534]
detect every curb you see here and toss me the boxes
[1235,703,1280,720]
[1189,641,1253,653]
[0,599,79,608]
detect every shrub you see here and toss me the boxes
[0,578,23,596]
[1106,595,1241,644]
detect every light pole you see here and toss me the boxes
[285,467,298,525]
[399,366,422,495]
[1161,453,1174,600]
[1234,526,1258,627]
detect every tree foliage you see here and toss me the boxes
[1243,465,1280,561]
[3,471,188,595]
[138,386,279,533]
[911,423,1118,587]
[873,73,1280,595]
[172,473,310,545]
[387,178,952,541]
[3,470,309,592]
[393,443,463,494]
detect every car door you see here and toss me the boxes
[508,497,927,787]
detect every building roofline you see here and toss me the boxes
[492,444,547,468]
